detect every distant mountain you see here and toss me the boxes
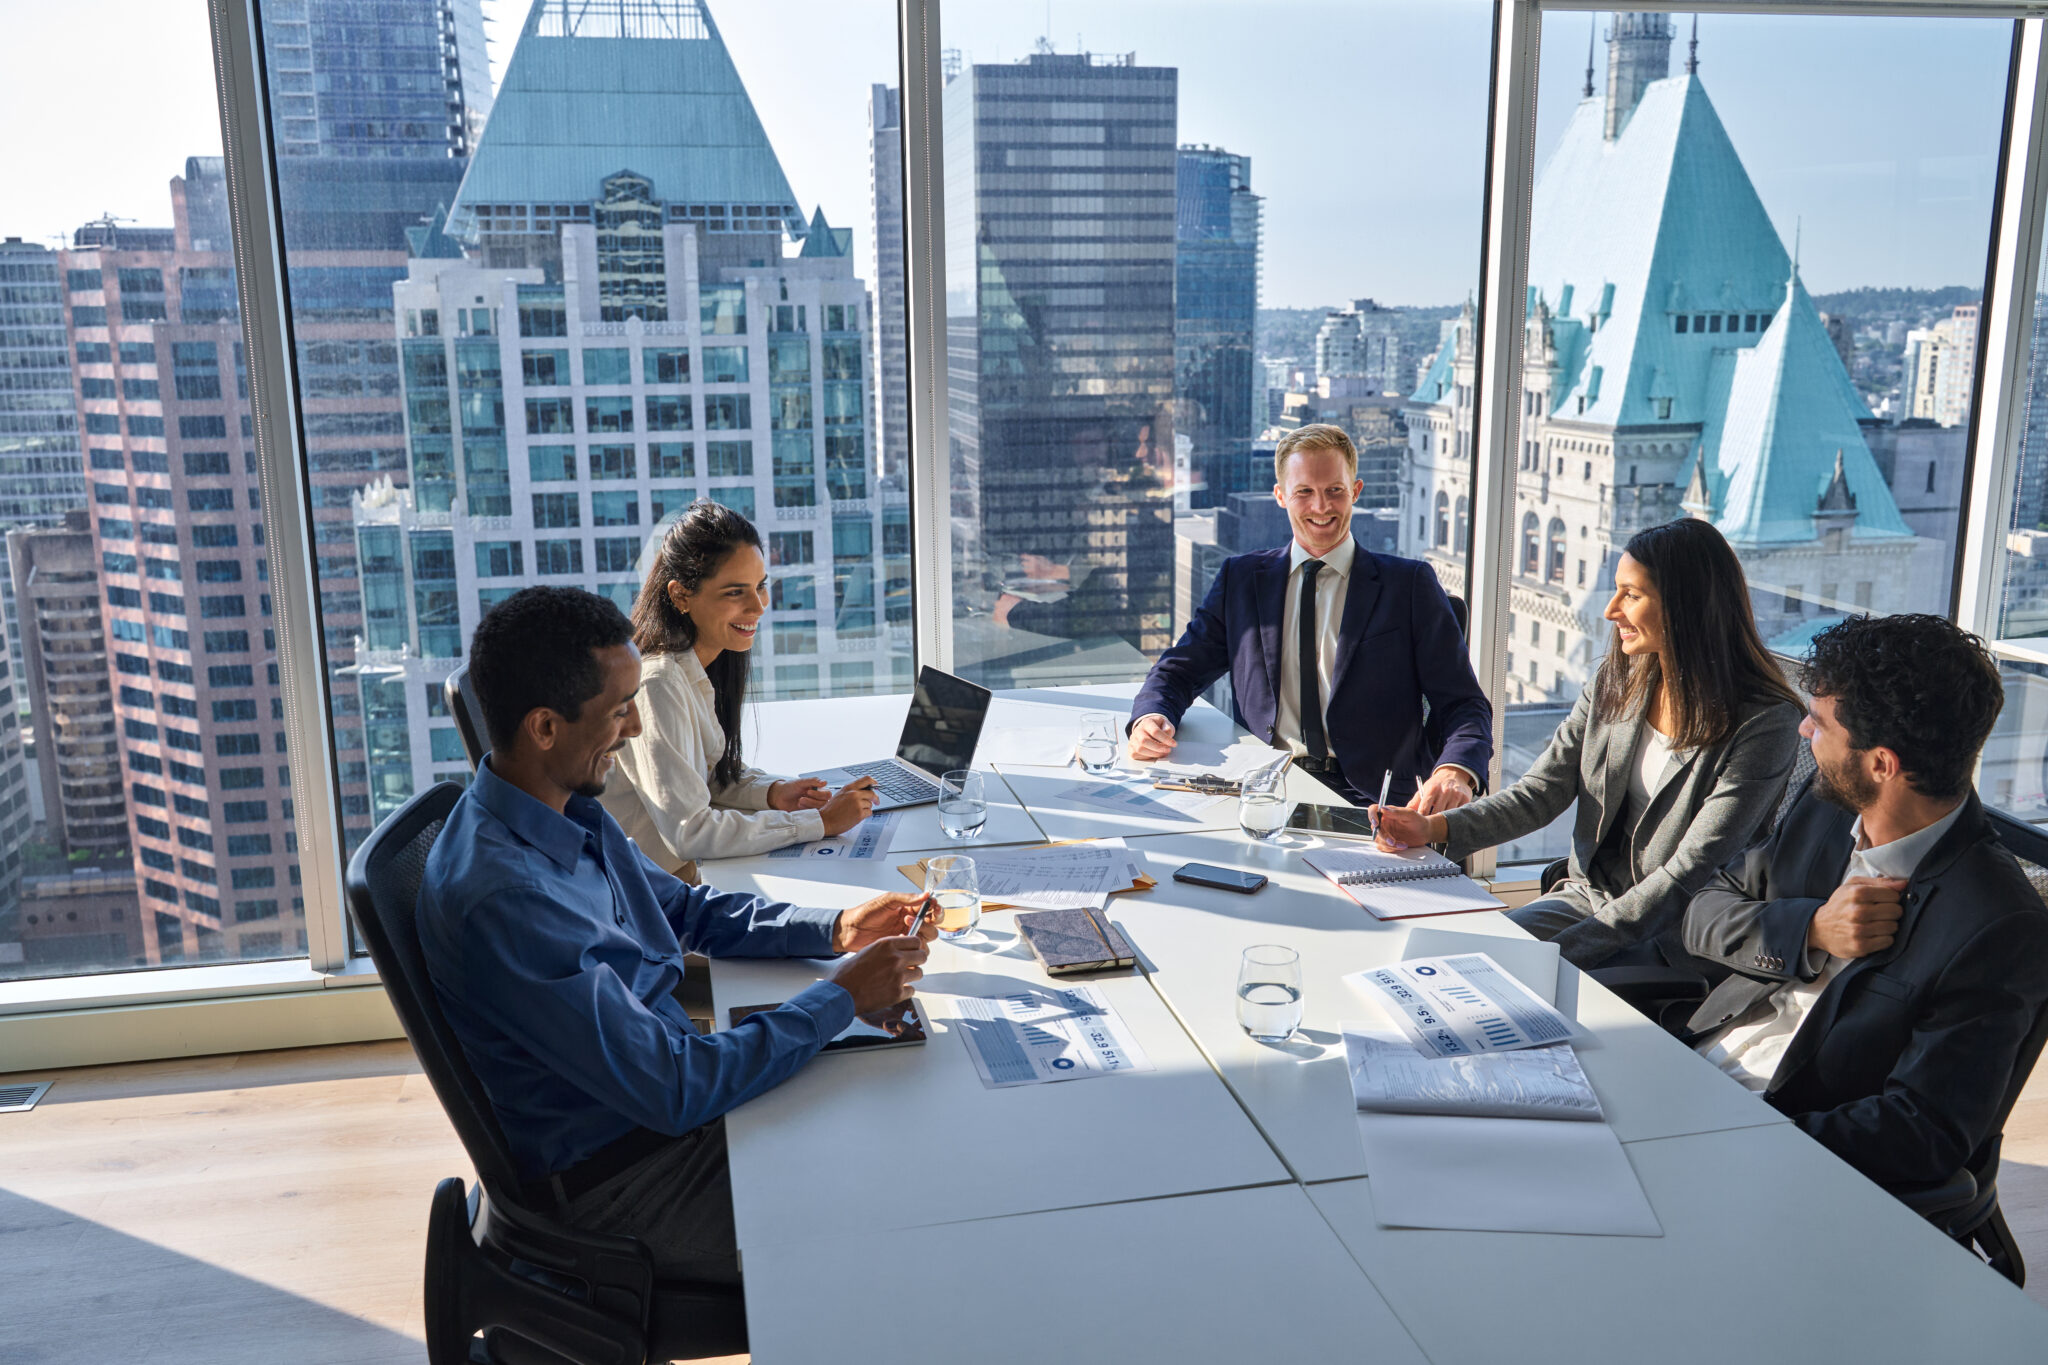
[1806,285,1980,327]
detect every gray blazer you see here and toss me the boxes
[1441,680,1803,965]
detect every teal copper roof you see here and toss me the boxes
[405,205,464,260]
[449,0,799,232]
[1712,271,1907,546]
[797,207,851,259]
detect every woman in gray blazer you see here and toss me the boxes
[1374,518,1803,970]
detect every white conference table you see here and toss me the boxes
[711,684,2048,1362]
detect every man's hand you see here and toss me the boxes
[829,936,930,1015]
[992,593,1022,628]
[833,890,937,952]
[818,777,878,836]
[1129,714,1177,761]
[1806,876,1908,960]
[767,778,830,812]
[1374,806,1446,852]
[1410,767,1475,816]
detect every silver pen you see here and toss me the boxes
[1372,768,1393,834]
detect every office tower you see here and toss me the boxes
[254,0,490,850]
[60,178,302,966]
[8,511,126,858]
[1403,13,1938,706]
[870,85,909,482]
[1313,300,1402,398]
[1174,146,1261,512]
[354,0,898,819]
[943,48,1179,682]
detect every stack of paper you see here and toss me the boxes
[1342,933,1661,1238]
[954,983,1154,1089]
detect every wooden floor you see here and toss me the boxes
[4,1037,2048,1362]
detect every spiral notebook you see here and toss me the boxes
[1303,846,1505,920]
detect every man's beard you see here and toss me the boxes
[1812,749,1879,814]
[574,746,625,799]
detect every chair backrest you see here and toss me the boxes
[445,662,487,770]
[346,781,526,1194]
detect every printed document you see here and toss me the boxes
[1346,952,1577,1058]
[1342,1027,1603,1121]
[764,809,901,861]
[1141,736,1288,783]
[954,983,1153,1089]
[962,843,1128,910]
[1051,778,1224,822]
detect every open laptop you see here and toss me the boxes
[799,667,994,810]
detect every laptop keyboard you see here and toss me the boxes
[835,760,940,804]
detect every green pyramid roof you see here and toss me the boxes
[405,205,465,260]
[449,0,799,237]
[797,207,851,259]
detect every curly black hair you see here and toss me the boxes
[468,586,634,752]
[1799,613,2002,801]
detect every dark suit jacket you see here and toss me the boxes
[1129,541,1491,802]
[1683,788,2048,1187]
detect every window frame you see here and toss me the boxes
[14,0,2048,1062]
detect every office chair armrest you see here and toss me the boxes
[1538,858,1569,895]
[1888,1168,1978,1218]
[1588,965,1708,998]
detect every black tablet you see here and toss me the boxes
[1286,802,1381,841]
[727,998,928,1052]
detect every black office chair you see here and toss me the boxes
[1883,804,2048,1286]
[347,782,748,1363]
[1539,740,1823,1028]
[445,662,487,770]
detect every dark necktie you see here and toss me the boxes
[1299,560,1327,765]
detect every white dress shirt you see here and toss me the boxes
[598,649,824,868]
[1274,536,1355,757]
[1695,800,1965,1092]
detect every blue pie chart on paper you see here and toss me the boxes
[1051,1057,1076,1070]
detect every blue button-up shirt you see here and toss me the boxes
[418,757,855,1179]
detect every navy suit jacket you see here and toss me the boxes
[1130,542,1492,802]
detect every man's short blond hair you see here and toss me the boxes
[1273,424,1358,485]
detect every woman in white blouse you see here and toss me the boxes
[600,502,876,869]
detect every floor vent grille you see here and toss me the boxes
[0,1081,51,1113]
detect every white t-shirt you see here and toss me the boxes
[1627,723,1674,814]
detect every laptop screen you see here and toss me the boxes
[896,667,993,777]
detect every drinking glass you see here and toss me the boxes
[1238,761,1290,841]
[924,855,982,941]
[1077,711,1120,774]
[938,770,987,841]
[1237,945,1303,1042]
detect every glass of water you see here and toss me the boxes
[1238,760,1289,840]
[938,770,987,841]
[1077,712,1121,774]
[1238,945,1303,1043]
[924,854,982,941]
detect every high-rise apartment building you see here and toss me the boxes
[1313,300,1403,399]
[59,179,303,967]
[7,511,126,859]
[351,0,902,820]
[943,48,1180,681]
[1904,303,1979,429]
[0,238,89,530]
[1403,15,1943,709]
[870,84,909,483]
[1175,146,1261,510]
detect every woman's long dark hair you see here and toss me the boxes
[630,500,764,788]
[1592,518,1799,750]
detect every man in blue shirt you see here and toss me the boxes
[418,586,932,1284]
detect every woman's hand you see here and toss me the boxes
[818,777,879,836]
[767,778,830,812]
[1373,806,1446,852]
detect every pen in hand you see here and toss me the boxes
[1371,768,1392,835]
[905,895,935,939]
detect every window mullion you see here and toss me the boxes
[205,0,349,972]
[899,0,953,676]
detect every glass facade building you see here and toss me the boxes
[1174,145,1260,512]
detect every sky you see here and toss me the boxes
[0,2,2016,310]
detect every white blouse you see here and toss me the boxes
[598,650,825,867]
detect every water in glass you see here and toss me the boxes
[924,855,981,941]
[1078,712,1120,774]
[1237,944,1303,1042]
[938,770,987,840]
[1239,792,1288,840]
